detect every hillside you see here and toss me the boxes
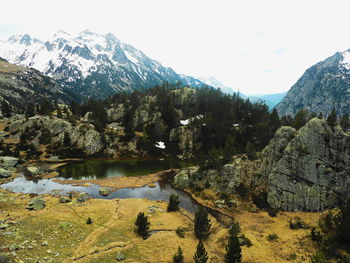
[0,59,73,113]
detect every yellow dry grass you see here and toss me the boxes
[0,184,322,263]
[0,190,226,263]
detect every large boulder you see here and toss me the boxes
[77,192,90,203]
[99,187,112,196]
[173,167,198,189]
[27,197,46,210]
[0,168,11,178]
[27,166,41,176]
[0,156,19,169]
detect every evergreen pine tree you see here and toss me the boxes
[25,102,36,119]
[167,194,180,212]
[173,246,184,263]
[292,109,308,130]
[327,109,337,127]
[193,240,208,263]
[269,109,280,137]
[334,199,350,242]
[1,100,11,118]
[340,114,350,131]
[135,212,150,239]
[57,107,63,118]
[244,141,256,160]
[194,207,211,239]
[225,222,242,263]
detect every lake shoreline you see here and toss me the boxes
[52,169,180,190]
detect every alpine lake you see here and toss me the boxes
[1,159,202,213]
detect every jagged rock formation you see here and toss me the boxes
[276,50,350,116]
[0,30,205,101]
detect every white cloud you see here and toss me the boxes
[1,0,350,94]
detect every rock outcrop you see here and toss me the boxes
[178,118,350,212]
[265,118,350,211]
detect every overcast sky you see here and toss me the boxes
[1,0,350,94]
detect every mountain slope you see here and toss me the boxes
[0,30,205,101]
[276,50,350,116]
[0,59,73,110]
[197,76,236,94]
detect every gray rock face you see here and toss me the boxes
[9,116,104,156]
[0,168,11,178]
[173,167,199,189]
[116,252,125,261]
[264,118,350,211]
[0,156,19,169]
[276,50,350,116]
[170,126,199,159]
[77,192,89,203]
[107,104,125,122]
[59,196,71,203]
[27,197,46,210]
[99,187,112,196]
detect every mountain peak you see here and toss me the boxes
[0,30,205,101]
[53,30,71,39]
[276,49,350,116]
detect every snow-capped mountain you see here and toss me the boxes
[276,49,350,116]
[0,30,205,101]
[197,76,236,94]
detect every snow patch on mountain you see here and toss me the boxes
[0,30,205,100]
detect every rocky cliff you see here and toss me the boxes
[175,118,350,212]
[265,118,350,211]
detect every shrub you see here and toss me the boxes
[289,217,307,230]
[167,194,180,212]
[310,227,322,242]
[86,217,93,224]
[309,250,327,263]
[267,233,278,241]
[252,193,269,209]
[176,227,185,238]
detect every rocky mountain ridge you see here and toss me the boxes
[0,30,205,101]
[276,50,350,116]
